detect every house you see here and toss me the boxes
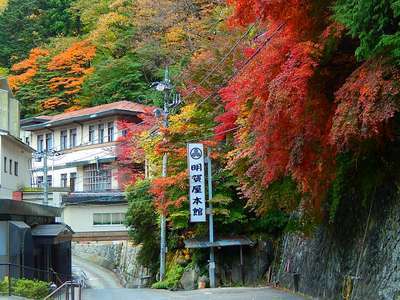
[0,199,73,284]
[21,101,152,241]
[0,78,72,285]
[0,78,33,199]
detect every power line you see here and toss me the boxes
[197,22,285,107]
[183,22,258,100]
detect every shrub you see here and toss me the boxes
[0,277,50,299]
[152,263,184,290]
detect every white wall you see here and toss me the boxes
[62,204,128,233]
[29,116,123,151]
[0,135,32,199]
[29,117,125,191]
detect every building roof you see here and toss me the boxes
[62,191,126,205]
[0,199,60,217]
[0,130,34,152]
[184,236,255,249]
[21,101,152,131]
[31,223,74,237]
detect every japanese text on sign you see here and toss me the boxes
[187,143,206,222]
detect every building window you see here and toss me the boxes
[89,125,95,144]
[93,213,124,225]
[98,124,104,144]
[60,130,68,150]
[61,173,67,188]
[83,163,112,192]
[25,137,30,146]
[9,159,12,175]
[37,176,43,187]
[107,122,114,142]
[3,157,6,173]
[37,135,44,152]
[70,172,77,192]
[45,133,53,150]
[14,161,18,176]
[70,128,77,148]
[37,175,51,187]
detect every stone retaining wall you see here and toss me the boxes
[72,241,150,288]
[278,184,400,300]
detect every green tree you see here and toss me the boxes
[334,0,400,61]
[0,0,78,66]
[81,54,154,106]
[125,180,160,275]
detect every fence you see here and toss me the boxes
[0,263,71,297]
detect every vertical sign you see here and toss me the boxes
[188,143,206,222]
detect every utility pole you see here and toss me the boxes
[42,150,49,205]
[152,66,181,281]
[159,67,170,281]
[207,147,216,288]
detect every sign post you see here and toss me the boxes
[207,147,216,288]
[188,143,206,222]
[188,144,216,287]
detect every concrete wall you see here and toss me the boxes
[0,88,20,138]
[62,203,128,233]
[0,135,32,199]
[72,241,149,287]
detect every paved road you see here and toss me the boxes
[73,255,307,300]
[72,255,122,289]
[83,287,307,300]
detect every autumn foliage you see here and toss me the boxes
[209,0,400,217]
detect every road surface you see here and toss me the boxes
[72,255,122,289]
[73,255,307,300]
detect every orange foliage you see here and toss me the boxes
[47,40,96,97]
[41,97,68,110]
[8,48,49,90]
[331,59,400,150]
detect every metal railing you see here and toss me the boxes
[44,281,82,300]
[0,263,71,297]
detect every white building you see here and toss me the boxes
[0,79,33,199]
[21,101,151,240]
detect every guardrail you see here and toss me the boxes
[44,281,82,300]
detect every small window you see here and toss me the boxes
[89,125,95,144]
[61,173,67,188]
[3,157,6,173]
[60,130,68,150]
[47,175,52,188]
[98,124,104,144]
[70,172,77,192]
[37,176,44,187]
[14,161,18,176]
[37,135,44,152]
[93,213,111,225]
[70,128,77,148]
[9,159,12,175]
[93,213,103,225]
[93,213,124,225]
[103,213,111,224]
[45,133,53,150]
[111,213,124,225]
[25,137,30,145]
[107,122,114,142]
